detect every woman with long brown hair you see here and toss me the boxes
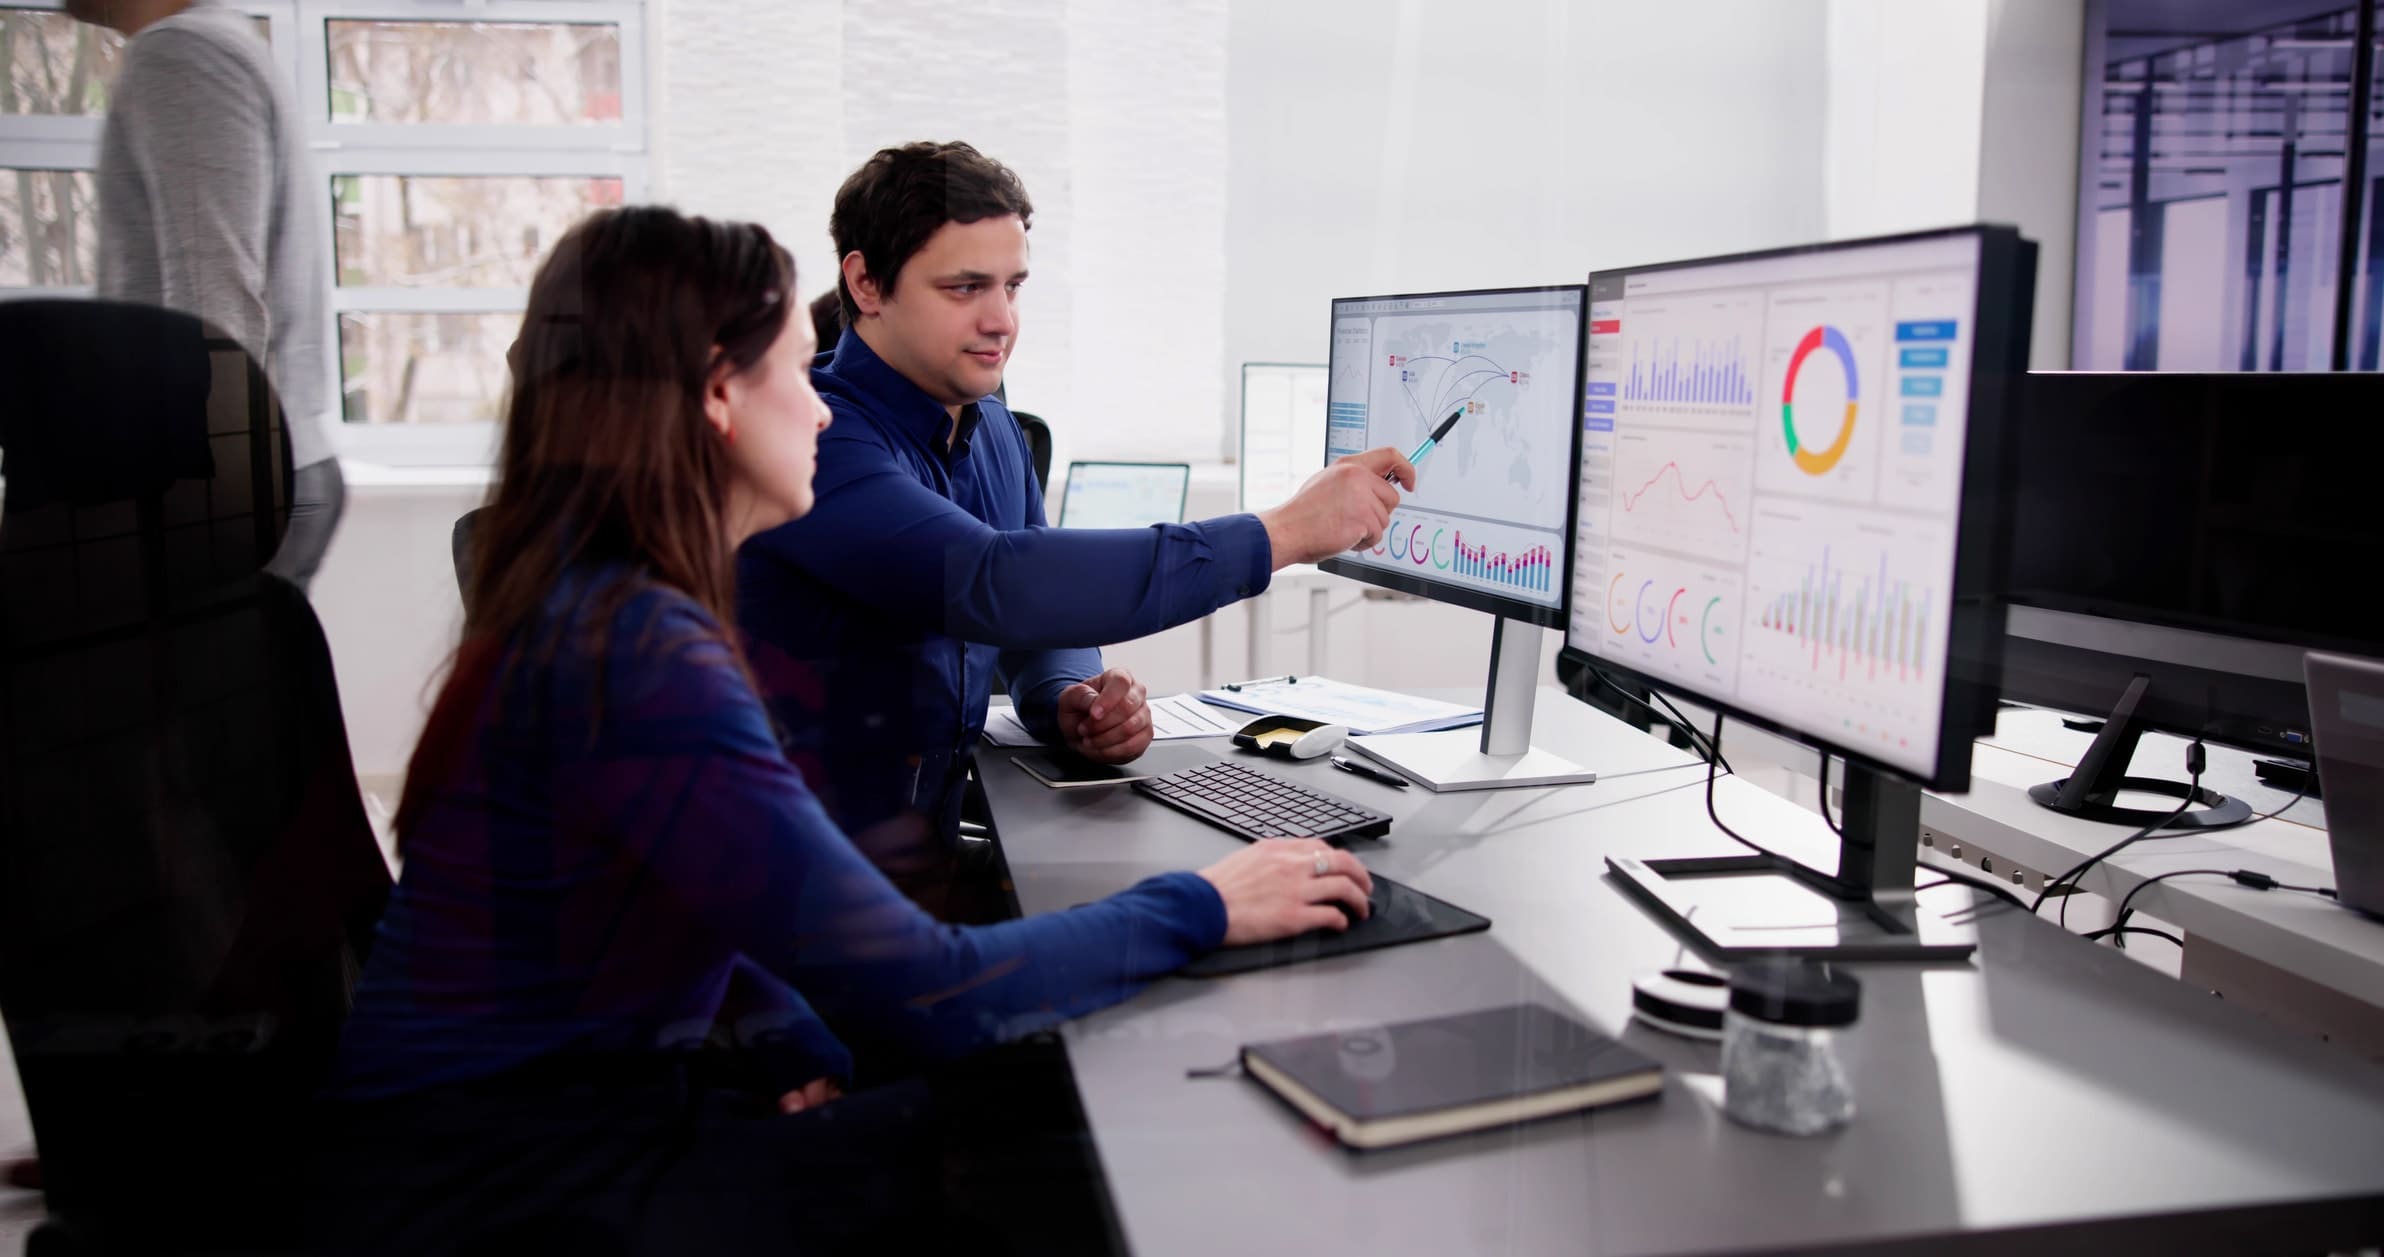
[313,206,1372,1253]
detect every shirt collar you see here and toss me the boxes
[825,327,987,458]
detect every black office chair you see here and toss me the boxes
[0,300,392,1255]
[1011,410,1053,495]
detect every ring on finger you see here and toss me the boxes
[1311,851,1332,877]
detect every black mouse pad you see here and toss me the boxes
[1179,874,1489,978]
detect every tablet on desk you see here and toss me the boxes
[1011,744,1219,789]
[1013,751,1145,789]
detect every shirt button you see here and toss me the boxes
[1236,585,1252,597]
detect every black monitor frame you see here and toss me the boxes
[1317,284,1587,631]
[1557,224,2037,795]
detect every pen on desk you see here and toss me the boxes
[1391,406,1467,482]
[1222,675,1298,692]
[1331,755,1410,789]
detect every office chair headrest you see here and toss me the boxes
[0,299,215,510]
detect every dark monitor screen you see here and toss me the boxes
[2008,371,2384,656]
[1999,370,2384,754]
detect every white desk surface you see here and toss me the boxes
[1925,706,2382,1011]
[978,689,2384,1256]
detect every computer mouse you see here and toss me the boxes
[1286,723,1349,760]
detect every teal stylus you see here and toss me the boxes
[1392,406,1467,481]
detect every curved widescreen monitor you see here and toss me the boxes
[1317,285,1586,628]
[1561,226,2033,789]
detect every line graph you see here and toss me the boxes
[1608,429,1754,564]
[1620,461,1743,533]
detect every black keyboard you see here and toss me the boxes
[1133,759,1392,845]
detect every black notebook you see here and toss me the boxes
[1240,1003,1662,1150]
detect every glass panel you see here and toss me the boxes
[0,167,96,286]
[2074,1,2359,370]
[325,20,622,126]
[0,7,123,116]
[332,174,622,287]
[2355,12,2382,371]
[338,312,515,425]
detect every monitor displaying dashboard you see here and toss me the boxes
[1562,227,2033,787]
[1318,285,1586,627]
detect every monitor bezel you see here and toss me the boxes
[1237,361,1328,515]
[1556,224,2033,793]
[1059,460,1193,528]
[1316,283,1589,630]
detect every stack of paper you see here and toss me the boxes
[1197,676,1481,736]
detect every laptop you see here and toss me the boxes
[1058,461,1191,529]
[2304,651,2384,918]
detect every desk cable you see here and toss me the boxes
[1586,664,1732,773]
[2087,866,2339,951]
[2035,743,2319,933]
[2031,740,2206,929]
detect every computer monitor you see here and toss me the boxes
[1563,225,2037,961]
[1237,363,1328,514]
[1317,285,1590,791]
[2002,370,2384,828]
[1058,461,1191,529]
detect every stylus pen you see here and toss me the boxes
[1389,406,1467,482]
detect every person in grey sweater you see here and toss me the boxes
[74,0,344,588]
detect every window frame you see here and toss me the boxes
[1,0,650,467]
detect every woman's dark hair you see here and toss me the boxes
[829,140,1033,322]
[808,289,843,357]
[397,205,794,847]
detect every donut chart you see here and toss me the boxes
[1781,324,1858,476]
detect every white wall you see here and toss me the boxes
[313,476,482,786]
[651,0,1228,466]
[1822,0,1987,240]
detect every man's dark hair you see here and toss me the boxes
[829,141,1033,323]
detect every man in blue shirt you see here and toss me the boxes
[737,141,1414,842]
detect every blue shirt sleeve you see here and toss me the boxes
[583,604,1229,1062]
[998,456,1104,739]
[748,418,1273,653]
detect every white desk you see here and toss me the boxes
[978,688,2384,1255]
[1922,706,2384,1054]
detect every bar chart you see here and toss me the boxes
[1622,336,1755,407]
[1362,511,1562,600]
[1737,504,1951,761]
[1453,534,1554,594]
[1754,545,1930,685]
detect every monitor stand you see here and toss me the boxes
[2027,674,2253,830]
[1607,764,1978,962]
[1348,616,1597,792]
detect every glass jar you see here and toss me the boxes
[1720,959,1860,1136]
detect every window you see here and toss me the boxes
[2073,0,2379,372]
[2,7,125,117]
[0,1,649,464]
